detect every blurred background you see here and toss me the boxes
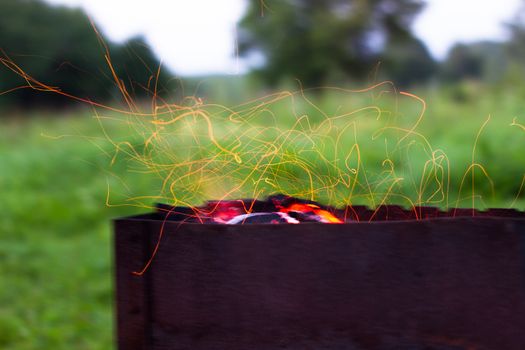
[1,0,525,348]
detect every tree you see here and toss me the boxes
[441,42,506,83]
[0,0,173,108]
[379,13,435,86]
[238,0,434,88]
[504,0,525,83]
[506,1,525,58]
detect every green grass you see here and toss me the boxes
[0,84,524,349]
[0,115,148,349]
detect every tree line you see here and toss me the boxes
[1,0,525,109]
[0,0,173,108]
[239,0,525,90]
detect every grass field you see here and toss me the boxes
[0,83,524,349]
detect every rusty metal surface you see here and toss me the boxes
[114,214,525,350]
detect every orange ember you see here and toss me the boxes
[190,196,345,224]
[279,203,343,224]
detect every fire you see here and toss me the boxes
[196,196,344,224]
[206,200,246,223]
[279,203,343,223]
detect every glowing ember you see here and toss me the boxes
[157,195,345,224]
[206,200,247,223]
[278,203,343,223]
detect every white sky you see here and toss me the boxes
[44,0,523,76]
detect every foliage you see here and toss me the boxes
[238,0,435,88]
[506,1,525,64]
[441,41,507,84]
[381,36,435,86]
[439,1,525,87]
[501,1,525,88]
[0,0,173,108]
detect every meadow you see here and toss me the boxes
[1,82,524,349]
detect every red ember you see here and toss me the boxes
[204,195,343,224]
[279,203,343,223]
[156,195,345,224]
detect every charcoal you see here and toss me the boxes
[287,210,325,222]
[226,212,299,224]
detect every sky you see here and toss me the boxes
[44,0,523,76]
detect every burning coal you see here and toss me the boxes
[156,195,525,226]
[157,194,343,224]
